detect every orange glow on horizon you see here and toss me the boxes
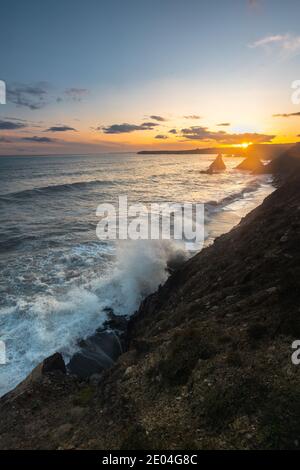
[234,142,253,149]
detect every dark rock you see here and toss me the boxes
[89,373,103,386]
[67,330,123,379]
[259,143,300,181]
[88,331,122,361]
[42,352,66,375]
[201,154,226,174]
[235,156,265,172]
[102,311,128,334]
[68,351,109,379]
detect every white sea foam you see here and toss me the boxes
[0,238,186,396]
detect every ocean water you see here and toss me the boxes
[0,153,273,395]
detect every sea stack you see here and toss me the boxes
[235,156,265,173]
[202,154,226,174]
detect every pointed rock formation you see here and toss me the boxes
[235,156,265,173]
[201,154,226,174]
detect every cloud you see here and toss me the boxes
[248,0,263,13]
[3,116,28,122]
[183,115,201,119]
[149,115,166,122]
[102,122,159,134]
[168,128,177,134]
[45,125,77,132]
[273,112,300,118]
[7,83,49,110]
[64,88,89,101]
[22,136,54,143]
[181,126,220,140]
[217,122,231,126]
[155,134,168,139]
[249,33,300,57]
[250,35,287,48]
[0,137,12,143]
[0,119,26,130]
[7,84,89,109]
[181,126,275,144]
[3,116,43,127]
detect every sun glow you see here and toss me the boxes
[232,142,253,149]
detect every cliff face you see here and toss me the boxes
[1,176,300,450]
[262,143,300,182]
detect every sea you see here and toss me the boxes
[0,152,274,395]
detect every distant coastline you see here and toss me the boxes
[137,146,243,156]
[137,143,295,159]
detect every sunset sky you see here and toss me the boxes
[1,0,300,155]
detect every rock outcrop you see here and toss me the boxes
[68,330,123,379]
[256,143,300,181]
[42,352,66,375]
[201,154,226,174]
[67,311,127,379]
[235,155,266,172]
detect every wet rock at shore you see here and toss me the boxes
[42,352,66,375]
[101,309,128,337]
[67,330,123,379]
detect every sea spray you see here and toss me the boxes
[0,238,187,396]
[102,239,189,314]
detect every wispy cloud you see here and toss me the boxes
[183,115,201,119]
[7,83,49,110]
[155,134,168,139]
[248,0,259,8]
[0,119,26,130]
[149,115,166,122]
[168,128,177,134]
[273,112,300,118]
[3,116,43,127]
[0,136,12,143]
[181,126,275,144]
[64,88,89,101]
[101,122,159,134]
[21,136,54,143]
[7,83,89,109]
[249,33,300,57]
[217,122,231,127]
[45,125,77,132]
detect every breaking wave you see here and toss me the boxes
[0,238,187,396]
